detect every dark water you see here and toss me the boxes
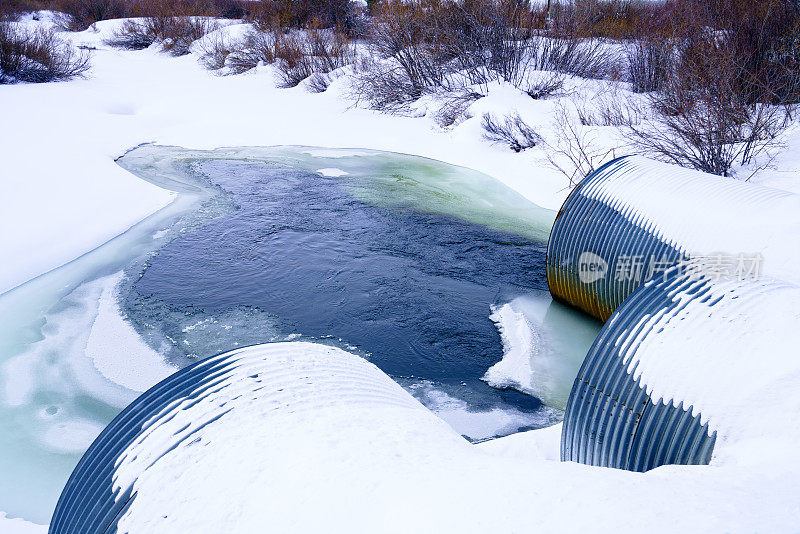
[127,159,550,425]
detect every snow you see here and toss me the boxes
[482,304,536,393]
[111,342,800,533]
[2,12,800,532]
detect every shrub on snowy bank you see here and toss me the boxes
[52,0,247,30]
[106,15,218,55]
[0,22,90,83]
[44,0,361,32]
[273,27,354,87]
[481,112,542,152]
[199,26,353,87]
[201,29,273,73]
[617,1,800,177]
[349,0,615,113]
[248,0,364,37]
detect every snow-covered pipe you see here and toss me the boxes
[554,157,800,471]
[561,270,800,471]
[546,156,800,322]
[49,342,454,533]
[560,267,718,471]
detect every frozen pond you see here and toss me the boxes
[0,146,600,524]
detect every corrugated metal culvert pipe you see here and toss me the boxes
[48,349,248,534]
[551,155,800,472]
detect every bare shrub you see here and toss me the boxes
[366,0,449,95]
[548,0,679,41]
[697,0,800,106]
[625,12,795,178]
[524,71,565,99]
[350,55,421,113]
[224,30,275,73]
[434,89,483,127]
[105,16,218,56]
[200,29,278,74]
[105,19,155,50]
[627,38,674,93]
[359,0,612,113]
[54,0,132,30]
[1,0,42,20]
[54,0,248,29]
[306,72,329,92]
[438,0,541,89]
[527,35,613,80]
[248,0,362,35]
[198,31,232,70]
[626,84,790,177]
[575,87,643,126]
[482,112,542,152]
[274,28,354,88]
[149,16,218,56]
[545,102,617,186]
[0,23,91,83]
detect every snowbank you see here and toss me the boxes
[54,342,800,533]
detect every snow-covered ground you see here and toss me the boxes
[2,13,800,532]
[95,340,800,532]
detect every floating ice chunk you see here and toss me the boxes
[482,292,601,410]
[316,167,349,177]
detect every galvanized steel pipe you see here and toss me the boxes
[553,156,800,471]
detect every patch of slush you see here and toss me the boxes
[124,297,288,365]
[0,512,46,534]
[301,148,377,158]
[1,273,175,438]
[3,275,137,412]
[406,380,560,441]
[86,272,176,391]
[41,418,106,454]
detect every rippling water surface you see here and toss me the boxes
[126,149,556,425]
